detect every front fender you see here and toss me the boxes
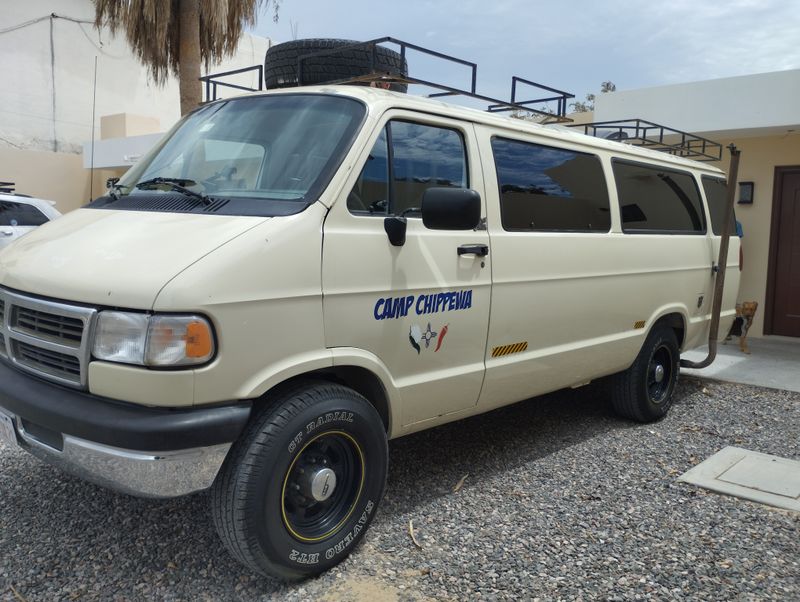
[194,350,335,404]
[331,347,403,439]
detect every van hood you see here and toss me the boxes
[0,208,267,308]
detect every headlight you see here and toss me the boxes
[93,312,149,364]
[93,312,215,367]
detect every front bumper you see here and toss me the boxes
[0,360,252,498]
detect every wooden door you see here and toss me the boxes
[766,167,800,337]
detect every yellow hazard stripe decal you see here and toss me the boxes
[491,341,528,357]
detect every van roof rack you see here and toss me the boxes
[0,181,15,194]
[296,37,575,123]
[201,36,575,124]
[567,119,723,161]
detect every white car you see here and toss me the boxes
[0,193,62,251]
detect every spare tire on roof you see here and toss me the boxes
[263,38,409,93]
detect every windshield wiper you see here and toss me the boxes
[135,177,212,206]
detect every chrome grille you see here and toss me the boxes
[0,288,96,388]
[14,306,84,347]
[12,340,82,380]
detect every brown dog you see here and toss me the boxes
[725,301,758,354]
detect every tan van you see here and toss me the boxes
[0,84,739,579]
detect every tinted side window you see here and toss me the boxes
[390,121,467,215]
[0,201,49,226]
[492,137,610,232]
[613,161,705,233]
[702,176,736,235]
[347,120,468,216]
[347,128,389,213]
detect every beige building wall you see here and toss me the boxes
[712,132,800,337]
[0,147,121,213]
[565,110,595,126]
[1,111,157,213]
[100,114,161,140]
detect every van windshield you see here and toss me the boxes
[94,94,365,216]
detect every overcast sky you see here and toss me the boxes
[252,0,800,112]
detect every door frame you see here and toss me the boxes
[764,165,800,335]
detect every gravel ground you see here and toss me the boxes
[1,376,798,601]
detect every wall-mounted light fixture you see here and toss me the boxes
[738,181,754,204]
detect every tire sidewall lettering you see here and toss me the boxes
[287,431,303,454]
[286,410,356,453]
[305,411,354,435]
[289,549,320,565]
[322,499,375,561]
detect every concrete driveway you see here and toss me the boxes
[681,336,800,393]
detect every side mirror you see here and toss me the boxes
[421,187,482,230]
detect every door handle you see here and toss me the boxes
[0,230,13,236]
[457,244,489,257]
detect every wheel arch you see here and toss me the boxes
[264,367,392,434]
[649,310,687,350]
[249,349,400,437]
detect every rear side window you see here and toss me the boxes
[492,137,610,232]
[0,201,49,226]
[613,161,705,233]
[347,120,468,216]
[702,176,736,235]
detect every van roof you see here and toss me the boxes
[230,85,726,176]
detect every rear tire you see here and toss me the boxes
[263,38,409,93]
[610,325,679,422]
[211,381,388,580]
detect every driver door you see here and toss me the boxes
[322,112,491,427]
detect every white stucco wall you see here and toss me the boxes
[0,0,271,155]
[594,69,800,137]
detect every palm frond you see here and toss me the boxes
[93,0,276,83]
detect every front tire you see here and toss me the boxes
[610,325,679,422]
[211,381,388,580]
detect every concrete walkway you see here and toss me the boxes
[681,336,800,392]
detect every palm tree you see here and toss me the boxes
[94,0,279,115]
[570,80,617,113]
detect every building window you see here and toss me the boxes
[491,137,610,232]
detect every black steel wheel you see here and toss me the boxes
[281,431,364,542]
[211,381,388,580]
[647,344,675,404]
[263,38,409,92]
[610,324,680,422]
